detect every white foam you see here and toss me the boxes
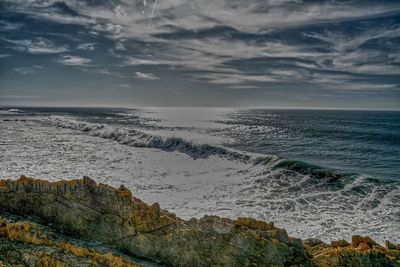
[46,116,253,161]
[0,115,399,244]
[7,108,24,113]
[0,108,26,115]
[134,107,236,145]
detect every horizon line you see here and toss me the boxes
[1,104,400,112]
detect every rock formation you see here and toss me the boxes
[0,176,399,266]
[0,216,140,266]
[304,238,400,267]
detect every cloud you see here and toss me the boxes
[0,94,40,99]
[303,25,400,75]
[1,1,94,26]
[122,38,316,72]
[228,84,260,90]
[125,57,166,66]
[39,0,398,36]
[134,71,160,80]
[0,20,23,31]
[80,68,124,77]
[303,72,399,91]
[342,83,398,91]
[55,55,91,66]
[1,0,399,98]
[118,83,131,88]
[14,65,43,75]
[98,69,120,75]
[3,37,68,54]
[0,54,12,59]
[5,0,399,39]
[77,43,96,51]
[191,71,277,85]
[115,41,126,51]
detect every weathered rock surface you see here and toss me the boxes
[0,176,399,267]
[0,215,140,266]
[304,236,400,267]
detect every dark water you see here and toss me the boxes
[219,109,400,180]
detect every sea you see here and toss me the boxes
[1,106,399,243]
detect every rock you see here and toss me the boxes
[0,176,311,266]
[0,176,399,267]
[0,216,140,267]
[305,235,400,267]
[330,240,351,248]
[303,239,329,258]
[385,240,400,251]
[351,235,379,249]
[304,238,327,247]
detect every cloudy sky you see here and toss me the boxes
[0,0,399,109]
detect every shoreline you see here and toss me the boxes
[2,109,399,245]
[1,176,399,266]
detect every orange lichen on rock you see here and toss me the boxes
[306,235,400,267]
[4,221,52,246]
[1,176,399,267]
[31,254,67,267]
[60,242,138,267]
[0,180,7,187]
[115,185,133,199]
[19,174,91,191]
[235,217,275,231]
[351,235,379,249]
[0,217,140,267]
[330,239,350,248]
[0,176,137,203]
[0,219,7,236]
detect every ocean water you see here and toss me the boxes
[0,106,399,243]
[219,109,400,180]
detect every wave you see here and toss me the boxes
[3,113,398,244]
[47,117,251,161]
[7,108,25,113]
[45,116,383,183]
[0,108,26,115]
[271,159,353,182]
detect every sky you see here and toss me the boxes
[0,0,399,109]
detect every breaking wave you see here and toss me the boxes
[47,116,252,161]
[46,116,368,183]
[2,113,397,243]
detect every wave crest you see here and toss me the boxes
[45,116,386,183]
[48,117,251,161]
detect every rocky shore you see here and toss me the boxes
[0,176,399,266]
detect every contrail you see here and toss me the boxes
[151,0,158,18]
